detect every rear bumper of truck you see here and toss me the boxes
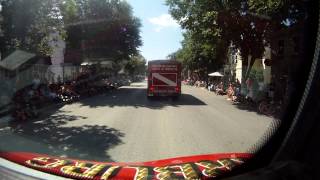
[147,92,180,97]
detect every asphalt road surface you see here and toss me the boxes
[0,81,276,162]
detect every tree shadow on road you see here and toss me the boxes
[231,101,280,119]
[232,102,259,113]
[78,87,207,109]
[4,107,124,162]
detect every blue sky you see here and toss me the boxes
[126,0,183,61]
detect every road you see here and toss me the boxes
[0,81,276,162]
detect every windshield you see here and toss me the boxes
[0,0,315,179]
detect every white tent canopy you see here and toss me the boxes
[208,72,224,77]
[80,62,94,66]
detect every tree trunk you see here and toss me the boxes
[205,66,209,88]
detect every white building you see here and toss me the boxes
[47,31,66,83]
[229,46,272,98]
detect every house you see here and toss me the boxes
[227,46,272,99]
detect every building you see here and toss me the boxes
[227,45,272,99]
[47,31,66,83]
[224,21,304,102]
[0,50,51,106]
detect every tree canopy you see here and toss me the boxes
[0,0,142,66]
[166,0,306,80]
[0,0,64,57]
[124,54,146,76]
[59,0,142,64]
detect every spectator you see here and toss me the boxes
[201,81,205,87]
[32,74,41,89]
[246,78,254,99]
[13,102,28,121]
[216,82,224,95]
[227,83,234,100]
[208,82,214,92]
[14,78,20,93]
[269,82,275,100]
[40,84,58,102]
[235,79,241,96]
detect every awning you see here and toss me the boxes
[208,72,224,77]
[81,62,95,66]
[0,50,36,71]
[80,61,114,68]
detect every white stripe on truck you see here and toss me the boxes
[152,73,177,86]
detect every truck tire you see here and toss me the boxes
[172,96,179,101]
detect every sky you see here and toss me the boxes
[126,0,183,61]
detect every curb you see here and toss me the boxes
[0,88,121,127]
[0,105,11,119]
[0,104,12,127]
[0,115,12,127]
[0,102,66,128]
[0,110,10,118]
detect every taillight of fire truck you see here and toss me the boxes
[150,86,155,92]
[175,86,180,92]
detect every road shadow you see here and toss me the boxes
[231,101,282,120]
[232,102,258,113]
[3,107,124,162]
[78,87,207,109]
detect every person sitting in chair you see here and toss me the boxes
[208,83,214,92]
[216,82,224,95]
[227,83,235,101]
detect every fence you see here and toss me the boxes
[0,62,125,107]
[0,63,82,107]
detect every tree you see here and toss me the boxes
[166,0,233,80]
[168,31,224,81]
[166,0,264,80]
[166,0,306,80]
[0,0,64,57]
[124,54,146,76]
[59,0,78,25]
[59,0,142,64]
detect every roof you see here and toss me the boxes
[148,60,180,65]
[208,72,224,77]
[0,50,36,71]
[81,62,95,66]
[80,61,114,69]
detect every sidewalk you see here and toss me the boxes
[0,95,103,127]
[0,86,123,128]
[0,102,58,128]
[0,104,11,116]
[0,102,61,128]
[0,104,12,127]
[0,115,12,127]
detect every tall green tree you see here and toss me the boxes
[0,0,64,57]
[166,0,306,80]
[124,54,146,76]
[59,0,142,64]
[168,31,224,80]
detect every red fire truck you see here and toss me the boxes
[147,60,181,98]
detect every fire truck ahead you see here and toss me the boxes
[147,60,181,98]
